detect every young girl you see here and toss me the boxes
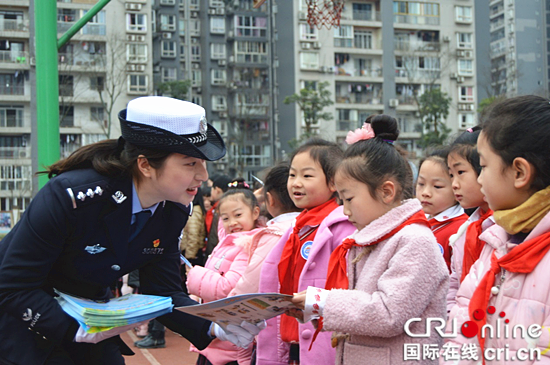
[229,163,302,365]
[186,184,263,365]
[257,139,355,365]
[416,149,468,271]
[291,115,449,365]
[443,95,550,363]
[445,127,494,312]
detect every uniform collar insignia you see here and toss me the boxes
[85,244,107,254]
[112,191,127,204]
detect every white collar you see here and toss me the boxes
[429,204,464,222]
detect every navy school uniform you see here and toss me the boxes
[0,169,212,365]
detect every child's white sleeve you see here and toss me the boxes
[303,286,329,322]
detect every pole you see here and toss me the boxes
[58,0,112,49]
[34,1,60,188]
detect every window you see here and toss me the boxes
[210,17,225,33]
[458,113,475,129]
[191,45,201,61]
[90,76,104,91]
[127,13,147,32]
[178,19,185,36]
[301,80,318,90]
[161,41,176,58]
[191,95,202,105]
[235,41,268,63]
[458,59,473,76]
[353,3,373,21]
[0,74,23,95]
[455,6,472,22]
[211,43,226,59]
[162,67,177,82]
[235,15,267,37]
[212,95,227,111]
[334,25,353,47]
[211,69,227,85]
[82,10,106,35]
[160,0,176,5]
[90,106,105,123]
[190,19,200,36]
[300,52,319,70]
[210,0,225,6]
[418,56,440,70]
[457,33,473,49]
[191,70,201,86]
[459,86,474,102]
[300,24,318,41]
[59,75,73,97]
[160,14,176,31]
[354,30,372,49]
[59,105,74,127]
[127,44,147,63]
[128,74,148,93]
[0,105,23,127]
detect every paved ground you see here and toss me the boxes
[121,329,199,365]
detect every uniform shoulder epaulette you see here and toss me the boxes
[65,182,110,210]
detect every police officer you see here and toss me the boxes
[0,97,259,365]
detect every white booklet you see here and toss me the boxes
[176,293,297,330]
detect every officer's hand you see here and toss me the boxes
[212,320,266,349]
[74,321,148,344]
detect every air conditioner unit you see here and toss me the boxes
[191,11,198,18]
[136,65,145,72]
[456,76,465,83]
[191,37,198,43]
[301,42,311,49]
[464,50,474,58]
[162,32,172,39]
[459,103,475,111]
[450,72,458,79]
[136,35,146,42]
[457,50,465,57]
[443,35,451,42]
[229,55,235,63]
[127,34,137,42]
[196,87,202,93]
[218,59,226,66]
[193,63,200,69]
[326,66,335,74]
[219,112,228,118]
[127,64,136,71]
[29,57,36,66]
[208,8,216,15]
[389,99,399,108]
[217,7,225,15]
[228,30,234,38]
[313,41,321,49]
[298,11,307,20]
[319,66,327,73]
[125,3,142,10]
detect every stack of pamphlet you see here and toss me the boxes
[55,290,173,333]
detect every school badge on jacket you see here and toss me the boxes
[143,239,163,254]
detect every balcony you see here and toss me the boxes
[0,84,24,95]
[394,41,440,52]
[394,15,440,26]
[0,51,28,65]
[0,146,30,159]
[351,10,381,22]
[0,19,28,32]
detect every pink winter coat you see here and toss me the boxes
[442,211,550,364]
[446,208,495,312]
[256,206,355,365]
[186,228,261,365]
[323,199,448,365]
[229,212,300,365]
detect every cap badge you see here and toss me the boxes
[199,116,207,134]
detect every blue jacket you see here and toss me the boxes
[0,168,212,364]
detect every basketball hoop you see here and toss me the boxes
[306,0,344,30]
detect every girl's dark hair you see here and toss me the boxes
[44,138,171,179]
[263,162,300,213]
[289,138,344,186]
[340,114,413,202]
[481,95,550,191]
[418,146,450,173]
[218,188,259,213]
[201,185,212,197]
[448,126,482,175]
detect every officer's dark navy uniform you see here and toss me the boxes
[0,96,228,365]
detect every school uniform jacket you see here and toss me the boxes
[0,168,212,365]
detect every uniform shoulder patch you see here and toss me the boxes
[66,183,108,210]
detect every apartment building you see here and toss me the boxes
[276,0,478,156]
[0,0,153,215]
[153,0,278,178]
[486,0,548,97]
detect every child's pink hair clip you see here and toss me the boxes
[345,123,375,145]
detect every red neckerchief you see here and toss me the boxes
[205,201,218,234]
[278,198,338,295]
[309,210,429,350]
[428,214,469,233]
[469,231,550,365]
[461,209,493,282]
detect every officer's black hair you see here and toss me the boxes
[44,139,171,179]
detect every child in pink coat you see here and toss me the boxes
[291,116,448,365]
[187,184,262,365]
[229,163,302,365]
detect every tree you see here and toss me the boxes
[477,95,505,115]
[417,88,452,148]
[283,81,334,147]
[157,80,191,101]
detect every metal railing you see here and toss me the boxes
[394,14,440,26]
